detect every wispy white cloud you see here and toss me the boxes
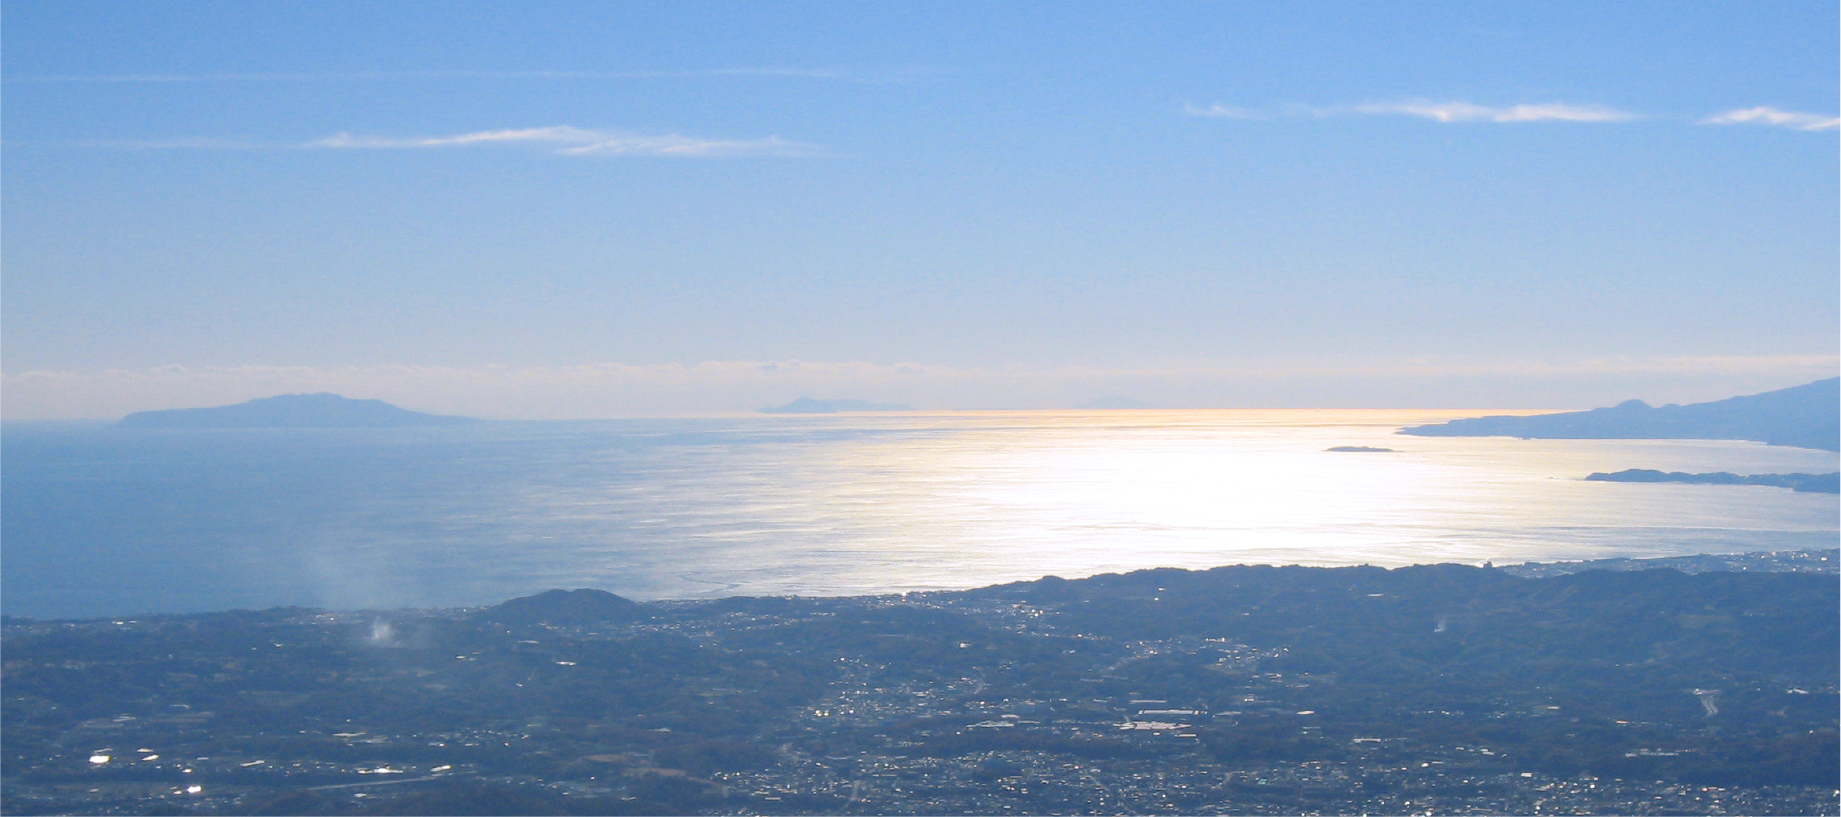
[1187,100,1637,124]
[1701,106,1839,131]
[57,127,813,157]
[74,137,272,150]
[1181,103,1267,120]
[1350,100,1635,123]
[5,67,911,84]
[304,125,601,149]
[304,126,814,157]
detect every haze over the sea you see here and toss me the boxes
[4,410,1835,619]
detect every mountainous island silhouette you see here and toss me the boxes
[759,397,914,414]
[1400,378,1840,451]
[1077,395,1156,409]
[117,393,481,428]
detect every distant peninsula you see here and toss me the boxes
[1325,445,1395,453]
[759,397,913,414]
[117,393,481,429]
[1399,378,1840,451]
[1586,469,1840,494]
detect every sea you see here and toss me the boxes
[4,410,1836,620]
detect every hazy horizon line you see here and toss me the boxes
[5,355,1833,421]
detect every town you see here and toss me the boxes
[5,551,1836,815]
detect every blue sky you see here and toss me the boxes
[4,1,1836,417]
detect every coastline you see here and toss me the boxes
[6,547,1834,624]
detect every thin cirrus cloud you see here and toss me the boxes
[1350,100,1636,123]
[3,67,906,84]
[65,127,815,157]
[304,126,815,157]
[1180,103,1268,120]
[75,137,272,150]
[1701,106,1840,131]
[1184,100,1636,123]
[1190,99,1841,132]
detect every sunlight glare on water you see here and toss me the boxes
[694,410,1834,598]
[2,409,1835,617]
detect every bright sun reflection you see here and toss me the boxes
[21,407,1827,615]
[679,409,1838,595]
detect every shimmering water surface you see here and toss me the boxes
[4,411,1836,618]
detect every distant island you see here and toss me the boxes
[1325,445,1395,453]
[759,397,914,414]
[1399,377,1840,451]
[117,393,481,429]
[1077,396,1155,410]
[1585,469,1840,494]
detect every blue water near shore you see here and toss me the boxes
[4,411,1836,619]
